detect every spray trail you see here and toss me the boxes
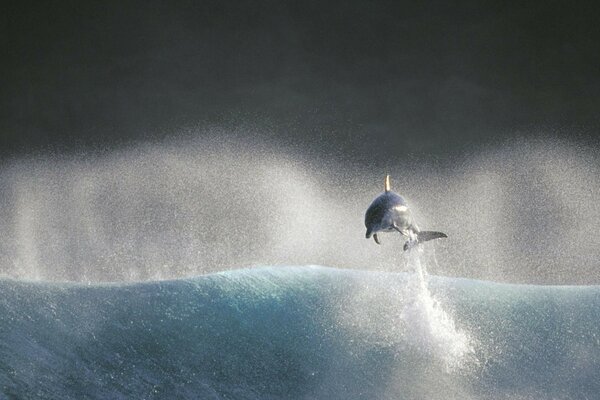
[400,247,475,371]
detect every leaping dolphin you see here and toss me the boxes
[365,175,447,251]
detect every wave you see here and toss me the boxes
[1,265,599,399]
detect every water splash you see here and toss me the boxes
[330,243,476,373]
[400,247,476,371]
[0,134,598,283]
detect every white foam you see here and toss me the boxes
[400,247,476,371]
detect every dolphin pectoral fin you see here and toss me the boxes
[416,231,447,243]
[373,234,381,245]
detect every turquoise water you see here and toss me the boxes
[1,265,599,399]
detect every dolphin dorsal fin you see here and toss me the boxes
[384,174,391,192]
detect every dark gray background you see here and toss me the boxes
[2,1,599,159]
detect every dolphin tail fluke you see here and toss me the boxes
[417,231,447,242]
[403,231,447,251]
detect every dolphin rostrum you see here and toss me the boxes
[364,175,447,251]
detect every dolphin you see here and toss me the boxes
[365,175,447,251]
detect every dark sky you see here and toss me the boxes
[2,0,599,161]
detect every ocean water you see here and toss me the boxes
[1,258,598,399]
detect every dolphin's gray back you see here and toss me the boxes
[365,192,411,236]
[365,192,406,222]
[364,176,447,249]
